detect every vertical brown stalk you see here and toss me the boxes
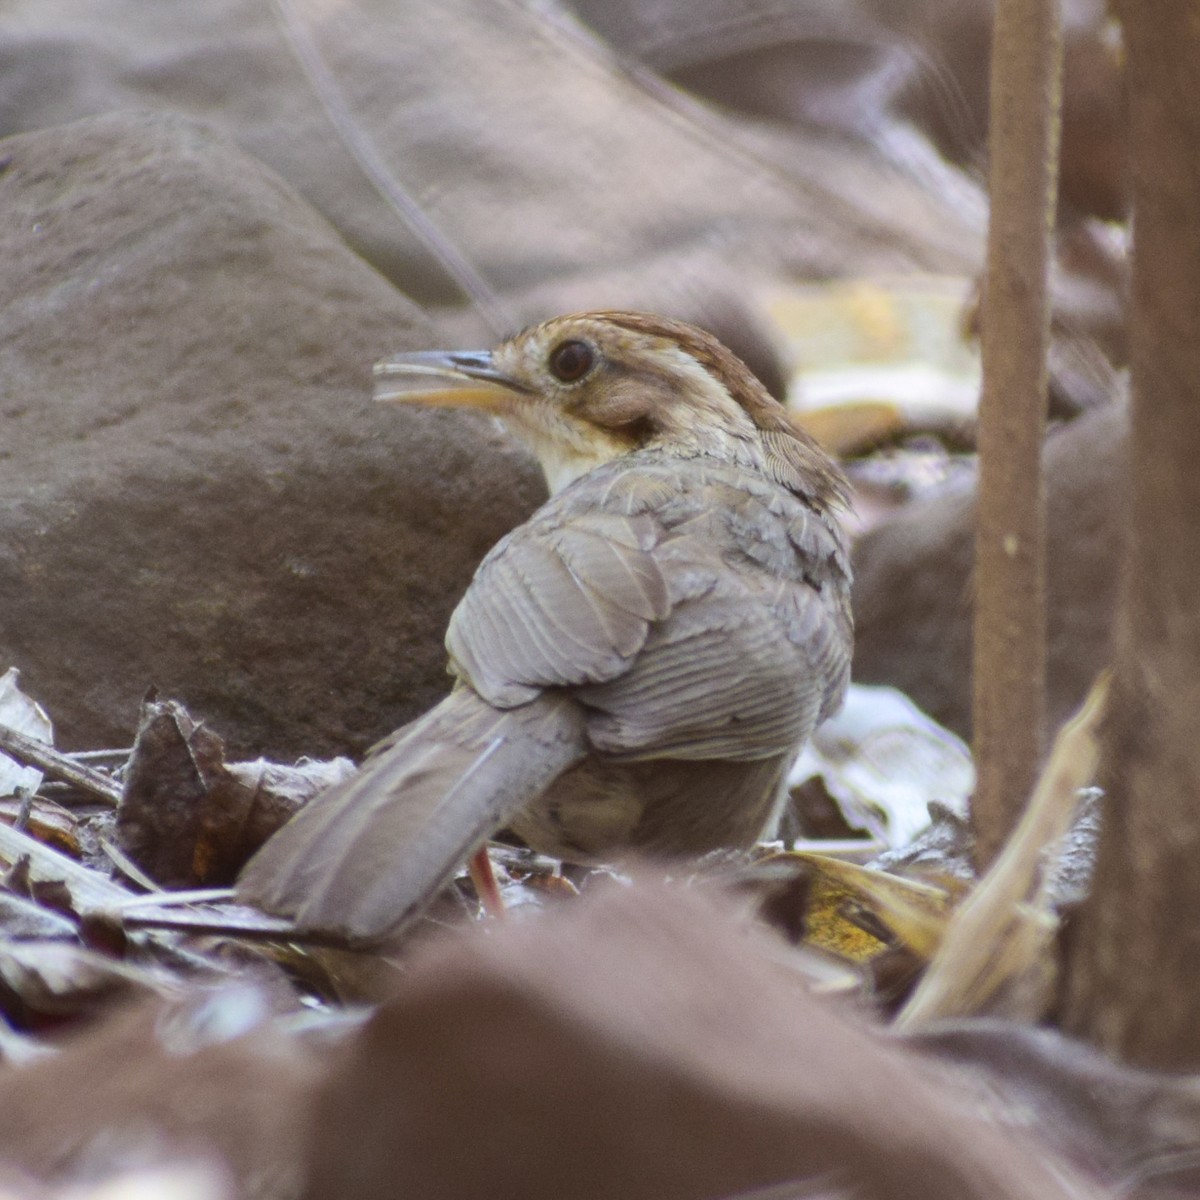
[1062,2,1200,1068]
[972,0,1062,870]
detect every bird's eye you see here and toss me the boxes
[548,339,594,383]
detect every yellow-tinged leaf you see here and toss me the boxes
[764,851,954,964]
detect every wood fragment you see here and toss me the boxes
[897,674,1107,1027]
[0,724,122,806]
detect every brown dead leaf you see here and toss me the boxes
[117,698,353,888]
[0,796,80,857]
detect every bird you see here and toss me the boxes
[236,311,854,943]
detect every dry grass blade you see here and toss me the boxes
[100,836,164,892]
[0,822,134,912]
[897,672,1108,1027]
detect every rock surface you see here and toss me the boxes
[574,0,1126,221]
[0,3,1001,759]
[0,0,985,309]
[852,402,1126,742]
[0,111,545,758]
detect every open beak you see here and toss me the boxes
[373,350,529,413]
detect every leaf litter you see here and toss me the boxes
[0,669,1191,1199]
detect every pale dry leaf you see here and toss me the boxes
[896,673,1109,1026]
[789,683,974,849]
[0,669,53,799]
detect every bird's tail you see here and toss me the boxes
[236,689,588,943]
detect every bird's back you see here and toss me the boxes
[448,450,853,858]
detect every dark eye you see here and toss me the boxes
[548,339,594,383]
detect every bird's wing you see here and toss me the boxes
[446,507,671,706]
[784,505,855,727]
[591,463,850,760]
[449,460,852,762]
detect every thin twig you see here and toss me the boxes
[269,0,513,337]
[971,0,1063,868]
[70,748,133,763]
[0,724,122,806]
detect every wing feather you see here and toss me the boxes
[447,507,670,705]
[449,455,850,758]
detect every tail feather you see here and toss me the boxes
[236,689,588,942]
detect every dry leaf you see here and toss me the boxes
[789,684,974,850]
[118,699,354,888]
[0,796,80,857]
[897,674,1109,1026]
[749,851,954,968]
[0,669,52,798]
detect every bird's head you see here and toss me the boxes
[374,311,848,507]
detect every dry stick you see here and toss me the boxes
[971,0,1063,870]
[0,724,122,806]
[1062,1,1200,1069]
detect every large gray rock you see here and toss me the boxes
[0,111,545,757]
[0,0,985,311]
[852,402,1126,742]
